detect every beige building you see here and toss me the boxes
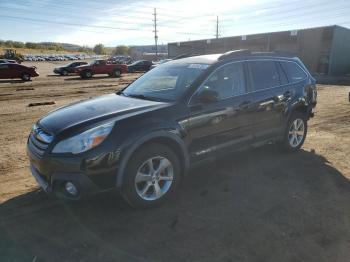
[168,25,350,76]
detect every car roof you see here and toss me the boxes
[170,51,300,66]
[168,54,221,65]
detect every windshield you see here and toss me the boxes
[129,60,142,66]
[122,63,209,101]
[89,60,98,65]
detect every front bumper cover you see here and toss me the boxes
[29,163,101,197]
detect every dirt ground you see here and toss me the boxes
[0,62,349,262]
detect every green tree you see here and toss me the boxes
[5,40,14,47]
[93,44,105,55]
[114,45,129,55]
[12,41,25,48]
[25,42,37,49]
[78,45,92,53]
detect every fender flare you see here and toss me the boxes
[116,130,190,189]
[284,98,309,120]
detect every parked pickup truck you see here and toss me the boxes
[75,59,128,79]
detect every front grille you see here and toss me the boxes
[28,126,53,157]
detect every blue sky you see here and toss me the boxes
[1,0,350,47]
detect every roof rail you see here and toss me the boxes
[218,49,298,61]
[251,51,297,57]
[172,53,200,60]
[218,49,251,61]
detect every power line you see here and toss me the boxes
[0,6,155,27]
[221,2,350,24]
[1,15,146,31]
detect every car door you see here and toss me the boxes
[11,64,23,78]
[146,61,152,70]
[92,61,99,74]
[136,61,144,71]
[247,60,289,142]
[68,62,77,73]
[186,62,255,161]
[0,64,10,79]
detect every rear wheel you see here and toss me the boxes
[281,113,307,152]
[61,70,68,76]
[113,69,121,78]
[122,144,181,208]
[21,73,31,81]
[82,70,92,79]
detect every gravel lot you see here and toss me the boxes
[0,62,349,262]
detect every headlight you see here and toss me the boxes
[52,122,114,154]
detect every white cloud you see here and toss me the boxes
[53,0,261,46]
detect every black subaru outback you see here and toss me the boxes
[27,50,317,207]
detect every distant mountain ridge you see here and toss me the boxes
[39,42,82,50]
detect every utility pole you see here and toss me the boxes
[216,16,219,39]
[153,8,158,60]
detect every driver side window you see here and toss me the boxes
[200,62,246,100]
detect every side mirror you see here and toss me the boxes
[194,87,218,103]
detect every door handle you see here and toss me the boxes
[239,100,251,109]
[283,91,291,99]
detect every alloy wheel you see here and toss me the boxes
[134,156,174,201]
[22,74,30,81]
[288,118,305,148]
[114,70,121,77]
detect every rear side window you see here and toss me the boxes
[248,61,280,91]
[280,61,307,83]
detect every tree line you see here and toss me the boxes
[93,44,131,56]
[0,40,131,55]
[0,40,64,51]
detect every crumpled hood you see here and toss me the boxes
[38,94,168,134]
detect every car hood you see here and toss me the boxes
[38,94,169,135]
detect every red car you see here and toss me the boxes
[0,63,39,81]
[75,59,128,79]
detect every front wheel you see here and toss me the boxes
[21,73,31,81]
[122,144,181,208]
[281,113,307,152]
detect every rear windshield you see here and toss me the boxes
[122,63,209,101]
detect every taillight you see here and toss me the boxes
[312,87,317,102]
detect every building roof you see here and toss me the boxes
[169,25,349,45]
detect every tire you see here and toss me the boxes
[113,69,121,78]
[281,112,307,153]
[122,143,181,208]
[21,73,31,81]
[61,70,68,76]
[83,71,92,79]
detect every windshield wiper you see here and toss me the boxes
[125,94,149,100]
[119,92,169,102]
